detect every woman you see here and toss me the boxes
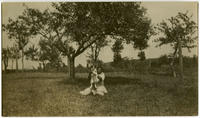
[80,67,107,96]
[95,67,108,96]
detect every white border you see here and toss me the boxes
[0,0,200,2]
[0,0,199,118]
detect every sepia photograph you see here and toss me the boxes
[1,1,198,116]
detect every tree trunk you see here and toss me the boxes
[22,49,24,72]
[4,64,7,73]
[170,56,177,78]
[178,39,183,79]
[170,62,176,78]
[68,56,75,80]
[94,46,98,62]
[170,45,178,78]
[12,59,14,70]
[42,61,46,72]
[4,60,7,73]
[16,58,18,72]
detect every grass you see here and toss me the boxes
[2,68,198,116]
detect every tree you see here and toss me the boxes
[39,39,62,71]
[2,48,10,72]
[138,50,146,61]
[9,47,15,70]
[2,18,33,72]
[24,45,38,61]
[158,55,169,65]
[24,39,62,71]
[12,44,21,71]
[9,45,20,71]
[20,2,152,80]
[24,44,47,70]
[76,64,87,73]
[111,39,124,67]
[192,54,198,66]
[156,12,197,78]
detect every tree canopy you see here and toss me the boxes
[156,12,197,52]
[3,2,153,79]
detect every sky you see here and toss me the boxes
[2,2,198,69]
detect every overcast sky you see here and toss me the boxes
[2,2,198,69]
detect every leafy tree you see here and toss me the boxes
[12,44,21,71]
[138,50,146,61]
[2,18,33,72]
[76,64,87,73]
[39,39,62,71]
[24,44,48,71]
[111,39,124,67]
[19,2,152,80]
[156,12,197,78]
[24,45,38,61]
[158,55,169,65]
[9,45,21,71]
[9,47,15,70]
[192,54,198,65]
[25,45,41,69]
[25,39,62,71]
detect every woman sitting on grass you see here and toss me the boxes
[95,67,108,96]
[80,66,107,96]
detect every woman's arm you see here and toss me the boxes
[97,76,103,82]
[97,73,105,82]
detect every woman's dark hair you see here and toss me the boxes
[97,66,103,72]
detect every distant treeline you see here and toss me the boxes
[3,55,198,75]
[103,55,198,74]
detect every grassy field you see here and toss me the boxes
[2,68,198,116]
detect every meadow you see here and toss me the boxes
[2,68,198,116]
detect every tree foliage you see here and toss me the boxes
[156,12,197,52]
[24,39,62,71]
[9,45,21,70]
[111,39,124,67]
[2,17,35,71]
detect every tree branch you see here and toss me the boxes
[75,37,97,57]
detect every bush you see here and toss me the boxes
[75,64,88,73]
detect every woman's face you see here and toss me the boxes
[97,68,102,73]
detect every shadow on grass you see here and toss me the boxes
[58,76,141,86]
[105,77,141,85]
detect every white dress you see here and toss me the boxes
[80,72,108,96]
[95,72,108,96]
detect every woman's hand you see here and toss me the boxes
[97,76,102,82]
